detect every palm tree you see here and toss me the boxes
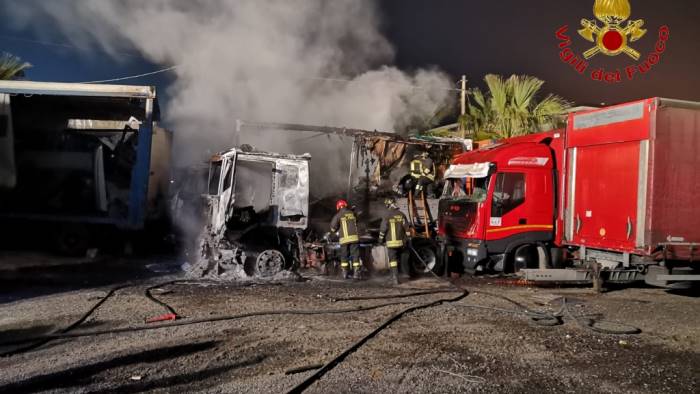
[0,52,31,80]
[460,74,571,139]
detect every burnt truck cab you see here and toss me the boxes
[203,148,310,237]
[185,147,311,279]
[438,133,559,273]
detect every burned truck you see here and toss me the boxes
[181,147,311,279]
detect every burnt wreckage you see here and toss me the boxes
[182,147,310,279]
[237,122,470,277]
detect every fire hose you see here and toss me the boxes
[406,243,641,335]
[2,249,640,379]
[0,299,421,350]
[0,284,132,357]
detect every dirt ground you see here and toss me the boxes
[0,253,698,394]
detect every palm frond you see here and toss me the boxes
[465,74,572,139]
[0,53,31,80]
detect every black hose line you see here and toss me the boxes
[0,301,413,347]
[406,244,641,335]
[453,290,640,334]
[2,278,220,357]
[0,284,131,358]
[143,279,212,317]
[286,290,469,394]
[560,298,641,335]
[330,289,461,302]
[285,245,472,393]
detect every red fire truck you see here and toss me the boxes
[438,98,700,288]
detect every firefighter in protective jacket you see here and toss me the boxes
[379,197,411,284]
[410,152,436,197]
[330,199,361,279]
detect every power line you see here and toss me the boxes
[2,33,465,92]
[79,65,179,84]
[81,65,463,93]
[0,34,144,59]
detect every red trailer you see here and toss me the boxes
[438,98,700,288]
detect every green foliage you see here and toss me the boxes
[463,74,571,139]
[0,52,31,80]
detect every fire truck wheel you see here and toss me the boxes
[409,241,443,276]
[510,244,540,273]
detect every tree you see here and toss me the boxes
[460,74,571,139]
[0,52,31,80]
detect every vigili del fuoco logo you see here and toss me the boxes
[555,0,670,83]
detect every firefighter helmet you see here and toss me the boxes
[336,199,348,211]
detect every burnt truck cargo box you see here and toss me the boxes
[563,98,700,257]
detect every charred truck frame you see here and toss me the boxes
[187,147,311,279]
[439,98,700,289]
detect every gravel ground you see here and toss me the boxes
[0,255,698,393]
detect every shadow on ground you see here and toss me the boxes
[0,253,181,304]
[0,340,254,393]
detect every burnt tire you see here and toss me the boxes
[254,249,285,278]
[409,239,443,276]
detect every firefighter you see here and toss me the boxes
[330,199,361,279]
[410,152,436,198]
[379,197,411,285]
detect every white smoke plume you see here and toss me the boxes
[3,0,453,195]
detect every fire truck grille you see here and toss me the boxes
[439,200,476,236]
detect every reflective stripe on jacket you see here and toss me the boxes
[380,208,410,249]
[410,158,435,181]
[330,207,359,245]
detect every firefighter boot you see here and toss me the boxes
[352,261,362,280]
[399,256,411,280]
[340,261,350,279]
[389,259,400,285]
[390,267,400,285]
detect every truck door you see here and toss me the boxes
[207,153,235,235]
[570,142,639,250]
[273,159,309,229]
[486,170,554,243]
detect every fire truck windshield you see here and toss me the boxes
[441,176,490,203]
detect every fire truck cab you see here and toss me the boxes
[438,133,560,274]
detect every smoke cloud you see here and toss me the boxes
[3,0,453,196]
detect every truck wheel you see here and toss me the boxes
[55,224,90,256]
[254,249,285,278]
[409,240,443,276]
[510,244,540,273]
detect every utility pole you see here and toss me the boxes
[459,75,467,139]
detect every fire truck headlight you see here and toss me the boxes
[467,248,479,257]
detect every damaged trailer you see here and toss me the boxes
[180,147,311,279]
[0,81,171,254]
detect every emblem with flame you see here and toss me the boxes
[578,0,647,60]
